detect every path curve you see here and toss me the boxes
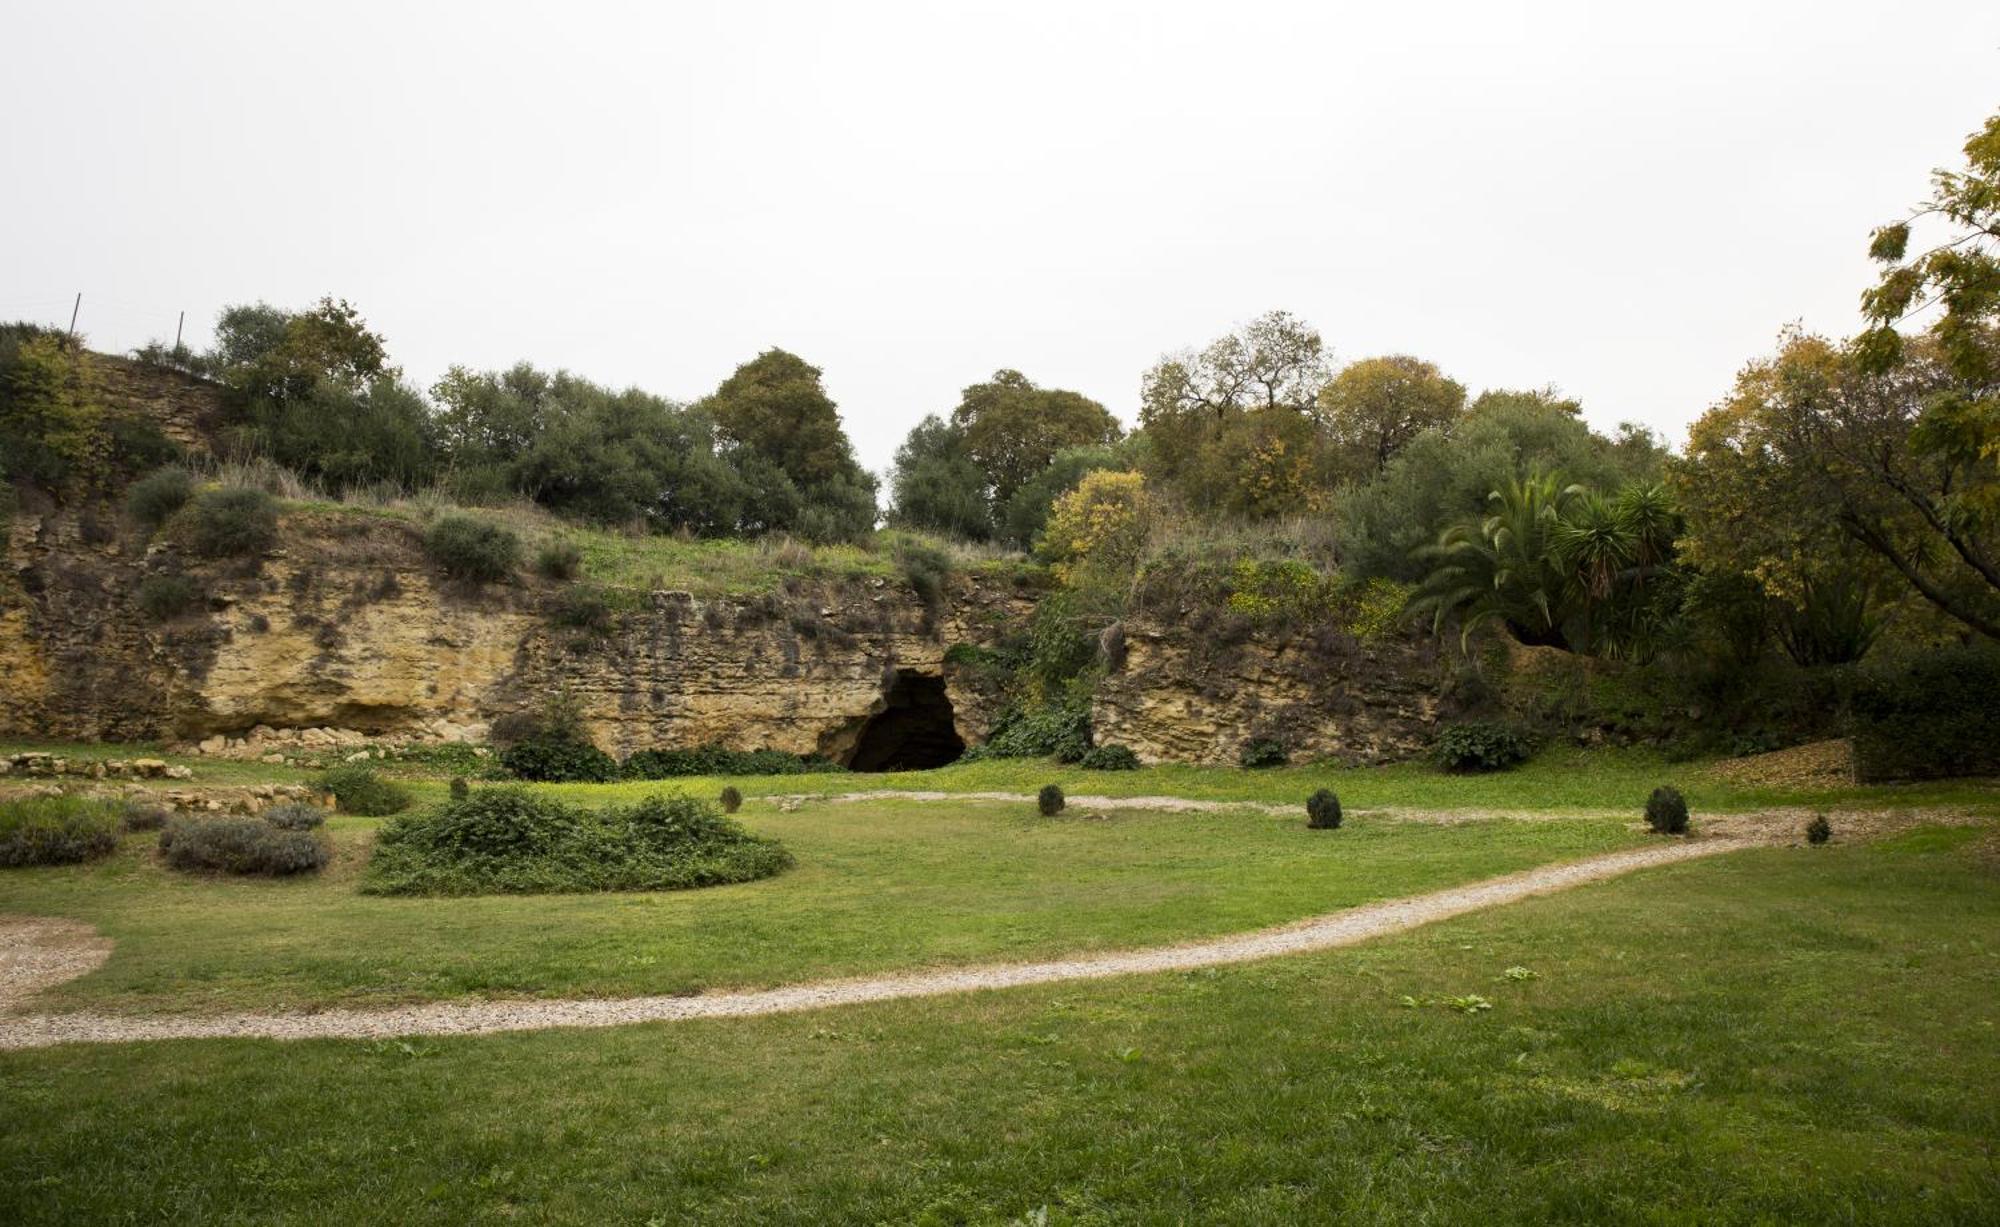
[0,836,1754,1051]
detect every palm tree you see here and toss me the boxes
[1409,470,1581,649]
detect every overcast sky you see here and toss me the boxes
[5,1,1997,478]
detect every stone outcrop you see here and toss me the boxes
[1092,616,1440,766]
[0,503,1032,764]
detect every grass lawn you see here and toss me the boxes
[13,738,1996,817]
[3,828,1995,1224]
[1,798,1647,1015]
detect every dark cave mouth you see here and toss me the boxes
[846,673,965,772]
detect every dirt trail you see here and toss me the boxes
[0,836,1754,1051]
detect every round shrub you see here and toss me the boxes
[317,764,412,816]
[189,487,279,558]
[1644,785,1690,835]
[719,785,743,813]
[424,514,520,583]
[120,801,172,832]
[136,572,202,620]
[263,802,326,831]
[126,466,193,528]
[0,795,122,867]
[1078,745,1140,771]
[159,815,329,876]
[361,788,792,896]
[501,734,618,783]
[1239,738,1289,769]
[1434,721,1535,773]
[1306,788,1343,830]
[449,776,471,801]
[1805,813,1832,845]
[535,540,584,581]
[1038,784,1066,816]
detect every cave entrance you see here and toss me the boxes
[847,672,965,772]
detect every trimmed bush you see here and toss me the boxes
[424,514,520,583]
[1644,785,1690,835]
[622,746,845,779]
[535,540,584,581]
[1306,788,1343,830]
[262,802,326,831]
[719,785,743,813]
[136,573,201,620]
[1850,646,2000,782]
[188,487,279,558]
[120,801,171,832]
[159,815,329,876]
[1434,721,1535,773]
[1805,813,1832,846]
[317,765,412,816]
[502,734,619,783]
[1239,739,1289,769]
[0,796,122,867]
[1078,744,1140,771]
[1038,784,1066,816]
[126,467,193,528]
[362,788,793,896]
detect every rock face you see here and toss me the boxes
[0,504,1029,764]
[1092,616,1440,766]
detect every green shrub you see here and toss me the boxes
[502,734,619,783]
[719,785,743,813]
[188,487,279,557]
[119,801,171,832]
[424,514,520,583]
[262,802,326,831]
[1038,784,1066,816]
[362,788,792,896]
[548,584,614,634]
[1434,721,1535,773]
[535,540,584,581]
[1077,744,1140,771]
[622,746,844,779]
[126,467,193,528]
[1850,646,2000,782]
[449,776,471,801]
[159,815,329,876]
[968,699,1092,763]
[1239,738,1289,769]
[136,572,201,620]
[0,795,122,867]
[317,764,412,816]
[1307,788,1343,830]
[1644,785,1689,835]
[1805,813,1832,845]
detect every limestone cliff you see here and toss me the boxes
[0,503,1025,762]
[1092,615,1441,766]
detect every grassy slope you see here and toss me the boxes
[3,832,1995,1224]
[0,799,1644,1014]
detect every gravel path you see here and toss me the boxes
[0,836,1753,1051]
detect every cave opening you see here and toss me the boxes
[846,672,965,772]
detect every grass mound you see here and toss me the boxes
[0,795,122,867]
[362,788,793,897]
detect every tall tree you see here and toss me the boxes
[1138,310,1330,484]
[949,370,1120,506]
[1317,355,1467,476]
[887,414,992,541]
[694,349,878,542]
[1673,330,2000,640]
